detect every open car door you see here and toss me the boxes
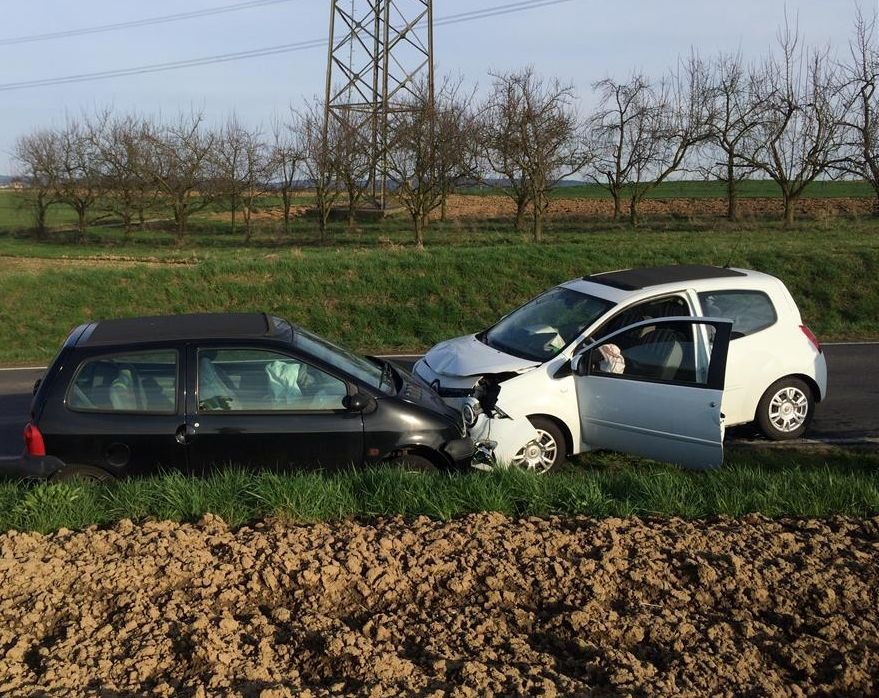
[571,317,733,469]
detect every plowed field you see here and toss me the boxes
[1,513,877,696]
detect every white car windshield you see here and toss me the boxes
[481,287,614,362]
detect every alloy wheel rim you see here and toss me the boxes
[511,429,557,473]
[768,386,809,432]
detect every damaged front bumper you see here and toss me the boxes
[465,408,540,471]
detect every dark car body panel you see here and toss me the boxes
[9,314,472,478]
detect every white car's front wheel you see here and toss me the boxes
[756,377,815,440]
[510,417,565,473]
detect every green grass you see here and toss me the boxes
[0,220,878,364]
[1,448,876,533]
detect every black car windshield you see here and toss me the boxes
[482,287,614,362]
[295,327,396,395]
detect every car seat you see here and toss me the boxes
[109,368,139,410]
[634,327,684,381]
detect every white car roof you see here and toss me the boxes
[561,265,785,304]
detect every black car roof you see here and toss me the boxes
[79,313,285,347]
[584,264,746,291]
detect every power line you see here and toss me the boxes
[0,0,574,92]
[0,0,297,47]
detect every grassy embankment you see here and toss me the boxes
[1,448,877,533]
[0,221,877,364]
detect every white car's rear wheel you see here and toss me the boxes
[510,417,565,473]
[756,377,815,440]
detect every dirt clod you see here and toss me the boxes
[0,514,877,696]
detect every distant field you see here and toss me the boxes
[1,180,875,235]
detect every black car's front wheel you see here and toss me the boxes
[510,417,565,474]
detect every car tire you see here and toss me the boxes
[50,465,113,483]
[511,416,566,474]
[756,377,815,441]
[390,453,438,473]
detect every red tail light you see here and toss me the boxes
[23,423,46,457]
[800,325,822,353]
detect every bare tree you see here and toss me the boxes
[48,117,107,243]
[214,115,249,236]
[703,52,764,220]
[238,128,271,243]
[588,58,712,226]
[386,77,476,247]
[586,73,653,220]
[738,20,847,227]
[328,107,374,230]
[836,7,879,213]
[12,130,58,238]
[143,111,217,244]
[480,67,587,239]
[270,115,302,237]
[294,98,343,243]
[93,112,156,236]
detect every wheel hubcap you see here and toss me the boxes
[511,429,557,473]
[768,387,809,432]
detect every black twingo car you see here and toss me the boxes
[5,313,473,480]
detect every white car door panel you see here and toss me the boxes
[572,317,732,469]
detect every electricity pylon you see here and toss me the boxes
[324,0,434,209]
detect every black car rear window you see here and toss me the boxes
[67,350,178,414]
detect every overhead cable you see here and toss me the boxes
[0,0,574,92]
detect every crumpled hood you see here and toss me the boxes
[422,334,540,377]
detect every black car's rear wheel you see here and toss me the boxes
[50,465,113,483]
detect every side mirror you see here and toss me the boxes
[570,354,586,376]
[343,393,376,413]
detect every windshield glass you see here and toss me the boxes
[295,327,395,395]
[483,287,614,362]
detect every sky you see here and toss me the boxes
[0,0,868,174]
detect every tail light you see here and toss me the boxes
[800,325,822,353]
[23,423,46,457]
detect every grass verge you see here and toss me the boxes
[1,223,878,363]
[1,448,877,533]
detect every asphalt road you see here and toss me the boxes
[0,345,875,456]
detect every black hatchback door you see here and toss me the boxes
[41,347,187,476]
[182,345,364,473]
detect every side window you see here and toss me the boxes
[68,350,178,414]
[595,295,692,339]
[198,349,348,412]
[698,291,776,337]
[589,320,705,385]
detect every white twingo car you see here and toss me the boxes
[415,264,828,471]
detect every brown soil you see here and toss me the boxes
[1,513,877,697]
[441,194,877,220]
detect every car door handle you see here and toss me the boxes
[175,423,197,445]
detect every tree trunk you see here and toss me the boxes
[628,198,639,228]
[230,196,237,236]
[726,159,738,221]
[514,197,528,231]
[347,191,356,231]
[611,190,622,220]
[413,213,424,249]
[440,192,448,222]
[282,191,292,236]
[33,193,47,240]
[76,208,86,244]
[175,203,187,245]
[243,205,252,243]
[783,194,796,228]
